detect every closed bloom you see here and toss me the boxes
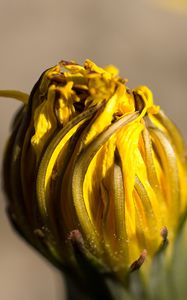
[2,59,187,280]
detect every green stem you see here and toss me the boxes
[0,90,29,104]
[65,275,91,300]
[64,271,133,300]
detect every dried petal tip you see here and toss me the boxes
[68,230,84,247]
[158,226,169,252]
[130,250,147,272]
[160,226,168,242]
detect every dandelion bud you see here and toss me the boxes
[2,59,187,287]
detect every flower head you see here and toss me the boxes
[3,59,187,279]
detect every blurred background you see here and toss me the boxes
[0,0,187,299]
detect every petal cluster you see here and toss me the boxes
[3,59,187,276]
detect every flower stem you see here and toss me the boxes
[65,275,91,300]
[0,90,29,104]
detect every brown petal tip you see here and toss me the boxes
[159,226,169,250]
[160,226,168,241]
[130,249,147,272]
[68,229,84,249]
[59,60,78,67]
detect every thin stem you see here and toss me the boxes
[0,90,29,104]
[65,275,91,300]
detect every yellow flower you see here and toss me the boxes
[2,59,187,279]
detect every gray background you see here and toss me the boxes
[0,0,187,299]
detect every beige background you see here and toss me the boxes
[0,1,187,299]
